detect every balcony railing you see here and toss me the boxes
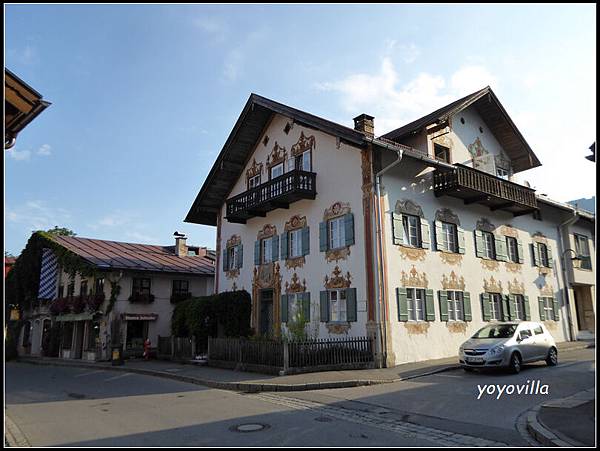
[433,164,537,215]
[226,170,317,223]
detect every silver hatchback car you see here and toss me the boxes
[459,322,558,373]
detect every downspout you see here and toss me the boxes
[369,139,404,367]
[557,208,579,341]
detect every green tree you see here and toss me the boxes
[45,226,76,236]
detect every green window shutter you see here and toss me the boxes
[495,235,507,261]
[301,226,310,256]
[523,295,531,320]
[481,293,491,321]
[392,213,404,245]
[254,240,261,266]
[463,292,472,321]
[517,239,525,264]
[222,249,228,272]
[475,230,485,258]
[425,289,435,321]
[531,243,540,267]
[421,218,431,249]
[237,244,243,269]
[302,292,311,322]
[319,222,328,252]
[320,291,329,322]
[457,226,466,254]
[438,290,449,321]
[507,295,516,320]
[281,294,289,323]
[538,297,546,321]
[396,288,408,322]
[552,298,560,321]
[346,288,357,322]
[501,295,510,321]
[547,245,554,268]
[344,213,355,246]
[272,235,279,261]
[280,232,289,260]
[434,221,443,251]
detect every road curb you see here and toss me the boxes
[5,413,31,447]
[15,357,459,393]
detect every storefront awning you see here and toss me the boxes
[122,313,158,321]
[55,312,95,322]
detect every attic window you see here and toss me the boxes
[460,117,465,124]
[479,126,484,133]
[263,135,269,146]
[284,122,292,134]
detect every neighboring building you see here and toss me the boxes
[586,142,595,162]
[18,234,215,360]
[185,87,595,367]
[5,256,16,278]
[568,196,595,214]
[5,68,51,149]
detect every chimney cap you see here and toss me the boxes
[174,231,186,238]
[353,113,374,122]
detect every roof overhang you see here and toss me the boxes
[184,94,367,226]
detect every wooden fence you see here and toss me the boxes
[157,336,198,361]
[208,336,375,375]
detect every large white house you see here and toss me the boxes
[185,87,595,367]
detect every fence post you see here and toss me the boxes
[282,341,289,375]
[170,335,175,359]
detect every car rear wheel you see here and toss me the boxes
[546,347,558,366]
[509,352,521,374]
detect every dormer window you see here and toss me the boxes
[434,144,450,164]
[248,174,261,189]
[496,167,509,180]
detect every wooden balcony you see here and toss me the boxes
[226,170,317,223]
[433,164,538,216]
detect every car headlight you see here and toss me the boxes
[489,345,505,356]
[459,345,465,353]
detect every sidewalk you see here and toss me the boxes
[17,340,591,393]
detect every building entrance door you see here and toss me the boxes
[259,289,274,337]
[574,285,595,334]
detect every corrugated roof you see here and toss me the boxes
[48,235,215,276]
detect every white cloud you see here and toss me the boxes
[37,144,52,156]
[384,40,421,64]
[6,147,32,161]
[450,66,497,95]
[6,200,72,231]
[221,28,267,82]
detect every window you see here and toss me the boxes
[482,231,496,259]
[248,174,261,190]
[506,237,519,263]
[496,168,509,180]
[80,280,88,297]
[67,282,75,298]
[172,280,189,297]
[434,144,450,163]
[533,325,544,335]
[227,246,239,270]
[538,243,550,267]
[574,234,592,270]
[447,291,464,321]
[328,216,345,250]
[270,163,284,179]
[402,215,421,247]
[440,222,458,253]
[295,150,311,172]
[541,296,554,319]
[407,288,425,321]
[261,237,273,264]
[489,293,502,321]
[85,321,100,352]
[289,229,303,258]
[132,278,151,296]
[287,293,305,322]
[94,278,104,295]
[58,285,64,298]
[513,295,526,321]
[329,289,347,322]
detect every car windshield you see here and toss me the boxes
[472,324,517,339]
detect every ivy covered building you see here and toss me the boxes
[11,232,215,361]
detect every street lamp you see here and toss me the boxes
[562,249,582,269]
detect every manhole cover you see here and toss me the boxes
[230,423,270,433]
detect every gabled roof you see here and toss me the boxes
[381,86,541,173]
[48,235,215,276]
[184,93,367,226]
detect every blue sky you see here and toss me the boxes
[5,4,596,255]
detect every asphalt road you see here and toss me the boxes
[5,347,595,447]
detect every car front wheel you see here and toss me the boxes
[546,347,558,366]
[509,353,521,374]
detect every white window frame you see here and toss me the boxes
[513,294,526,321]
[328,216,345,250]
[574,234,591,269]
[482,231,496,259]
[542,296,554,319]
[261,238,273,264]
[496,167,509,180]
[289,229,303,258]
[441,222,457,253]
[407,288,425,322]
[538,243,549,267]
[329,289,347,322]
[248,174,261,190]
[490,293,502,321]
[403,214,421,247]
[447,290,464,321]
[288,293,303,322]
[270,163,284,179]
[506,236,519,263]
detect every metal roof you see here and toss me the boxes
[48,235,215,276]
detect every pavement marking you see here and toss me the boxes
[104,373,134,382]
[249,392,508,447]
[74,370,107,378]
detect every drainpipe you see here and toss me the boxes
[370,140,404,367]
[557,208,579,341]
